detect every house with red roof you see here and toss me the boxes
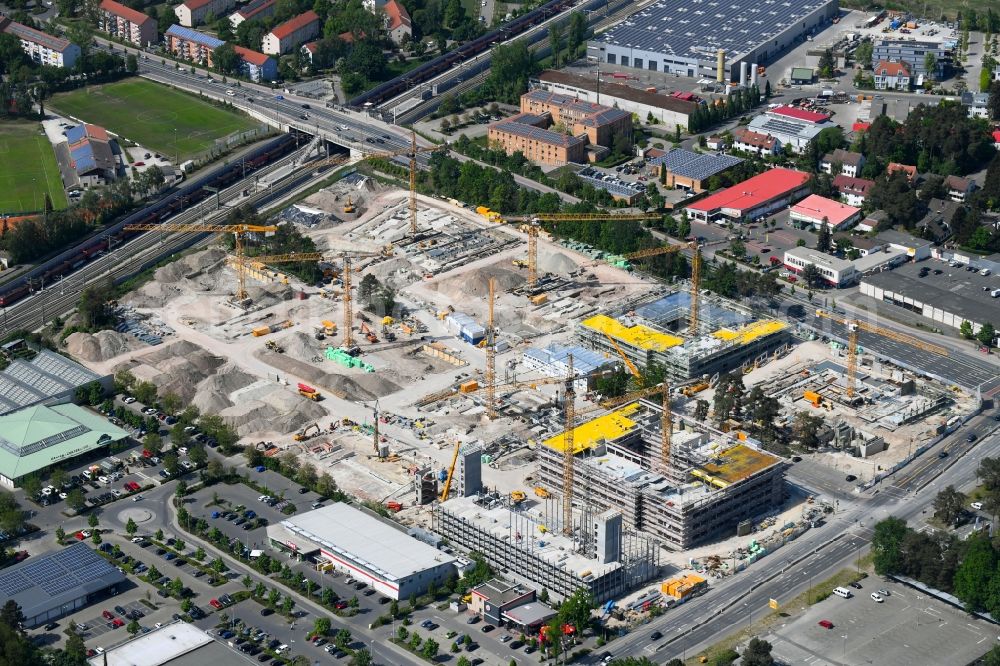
[229,0,276,28]
[732,128,780,156]
[233,45,276,81]
[886,162,916,181]
[383,0,411,45]
[789,194,862,231]
[873,60,911,91]
[174,0,235,27]
[684,168,811,225]
[262,10,319,55]
[831,175,875,207]
[98,0,156,46]
[992,129,1000,150]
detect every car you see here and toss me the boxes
[164,552,176,561]
[967,433,977,443]
[44,622,59,631]
[221,630,235,639]
[210,599,223,609]
[849,582,863,589]
[510,641,524,649]
[226,89,235,96]
[818,619,834,629]
[481,625,494,633]
[298,487,309,494]
[102,610,114,620]
[650,631,662,640]
[59,492,68,500]
[334,601,349,610]
[242,522,253,531]
[98,476,110,484]
[114,605,127,616]
[995,413,1000,422]
[259,607,273,616]
[123,397,136,404]
[877,589,890,597]
[500,635,512,643]
[522,645,534,654]
[467,616,480,624]
[363,588,375,596]
[112,618,125,628]
[159,470,169,478]
[870,592,884,602]
[420,619,433,628]
[301,103,310,109]
[972,502,984,510]
[142,407,157,415]
[257,654,271,663]
[938,451,949,459]
[845,475,857,482]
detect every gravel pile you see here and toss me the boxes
[431,265,524,302]
[65,331,146,362]
[258,350,401,400]
[539,251,578,274]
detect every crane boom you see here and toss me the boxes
[562,354,575,536]
[359,130,442,236]
[604,332,640,378]
[485,278,497,419]
[440,439,462,502]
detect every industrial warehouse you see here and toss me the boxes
[265,503,460,600]
[588,0,838,80]
[575,290,791,380]
[536,402,788,550]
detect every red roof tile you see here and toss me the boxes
[100,0,153,26]
[686,168,810,215]
[790,194,861,226]
[886,162,916,179]
[233,44,270,66]
[733,128,777,150]
[832,174,874,195]
[769,105,830,124]
[85,124,109,142]
[383,0,410,31]
[874,60,910,77]
[269,10,318,40]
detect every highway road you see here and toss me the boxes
[605,412,1000,663]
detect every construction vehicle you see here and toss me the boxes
[681,382,709,397]
[511,490,527,503]
[360,322,379,343]
[815,310,947,398]
[534,486,551,499]
[440,440,462,502]
[297,383,322,401]
[386,501,403,512]
[512,259,528,269]
[321,320,337,336]
[123,222,278,301]
[264,339,284,353]
[343,196,355,214]
[294,423,320,441]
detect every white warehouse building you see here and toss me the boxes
[265,503,458,600]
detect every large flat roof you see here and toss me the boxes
[542,403,642,454]
[581,314,684,351]
[87,622,212,666]
[0,403,130,481]
[686,168,810,215]
[790,194,861,226]
[693,443,782,487]
[273,503,455,582]
[0,542,125,622]
[0,349,104,415]
[648,148,744,180]
[534,71,699,115]
[862,262,1000,325]
[595,0,834,61]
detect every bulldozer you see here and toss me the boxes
[343,196,355,214]
[265,339,284,353]
[293,423,321,442]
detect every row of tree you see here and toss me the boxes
[687,84,765,134]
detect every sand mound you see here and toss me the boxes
[258,351,401,400]
[118,341,227,403]
[190,364,259,414]
[222,393,327,436]
[282,331,325,362]
[65,331,146,363]
[154,248,228,283]
[539,251,577,274]
[431,265,524,302]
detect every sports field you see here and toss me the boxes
[50,79,259,161]
[0,122,67,214]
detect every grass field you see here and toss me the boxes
[49,79,259,161]
[0,122,68,214]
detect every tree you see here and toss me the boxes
[855,39,873,69]
[557,588,596,632]
[133,381,158,406]
[282,596,295,614]
[818,49,836,78]
[694,399,710,422]
[1,600,24,629]
[55,526,65,542]
[214,43,241,74]
[126,618,141,636]
[126,53,138,74]
[78,280,115,329]
[954,534,996,611]
[871,517,908,575]
[163,453,179,476]
[933,486,966,525]
[741,638,774,666]
[314,617,332,637]
[924,51,938,80]
[126,517,138,536]
[801,264,825,289]
[793,411,824,448]
[88,512,99,529]
[352,648,372,666]
[711,650,740,666]
[977,323,996,348]
[20,474,41,499]
[189,445,207,467]
[960,320,976,339]
[978,457,1000,491]
[817,221,832,252]
[422,638,440,659]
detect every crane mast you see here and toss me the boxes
[562,354,575,536]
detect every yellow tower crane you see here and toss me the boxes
[485,278,497,419]
[502,213,664,290]
[440,439,462,502]
[562,353,576,536]
[624,242,703,331]
[815,310,948,398]
[338,249,388,348]
[227,251,327,287]
[124,222,277,300]
[603,332,641,379]
[359,130,443,236]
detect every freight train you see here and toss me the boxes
[0,133,299,308]
[348,0,579,109]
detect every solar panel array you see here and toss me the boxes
[649,149,743,180]
[598,0,833,60]
[0,351,101,416]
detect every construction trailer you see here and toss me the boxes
[433,492,659,603]
[537,401,788,551]
[575,291,790,381]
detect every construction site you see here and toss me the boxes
[53,144,983,617]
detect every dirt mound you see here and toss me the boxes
[258,350,401,400]
[153,248,228,283]
[282,331,325,363]
[431,265,525,302]
[65,330,146,363]
[190,364,259,414]
[539,251,577,274]
[222,393,327,436]
[120,341,227,403]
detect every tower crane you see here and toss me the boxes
[815,310,948,398]
[603,332,641,379]
[338,250,386,348]
[227,251,326,288]
[440,439,462,502]
[358,130,443,236]
[624,241,703,331]
[485,278,497,419]
[502,213,663,290]
[123,222,277,300]
[562,354,576,536]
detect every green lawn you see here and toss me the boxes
[49,79,259,161]
[0,122,67,214]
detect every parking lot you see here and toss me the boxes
[762,578,996,666]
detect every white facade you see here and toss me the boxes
[860,280,989,336]
[783,247,858,287]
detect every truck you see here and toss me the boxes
[297,383,322,401]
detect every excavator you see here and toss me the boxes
[293,423,320,442]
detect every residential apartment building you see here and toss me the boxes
[487,113,587,165]
[832,174,874,207]
[820,149,865,177]
[174,0,235,27]
[383,0,411,45]
[732,128,780,156]
[961,91,989,119]
[783,246,859,287]
[165,24,222,65]
[788,194,862,231]
[944,175,975,202]
[519,89,631,148]
[233,45,276,81]
[229,0,275,27]
[98,0,157,46]
[746,105,830,154]
[871,40,947,80]
[873,60,911,90]
[0,15,80,68]
[262,10,319,54]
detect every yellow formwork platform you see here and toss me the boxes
[542,403,642,455]
[582,315,684,352]
[711,320,786,346]
[692,443,780,487]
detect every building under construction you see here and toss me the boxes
[537,401,788,551]
[575,291,790,381]
[433,492,660,603]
